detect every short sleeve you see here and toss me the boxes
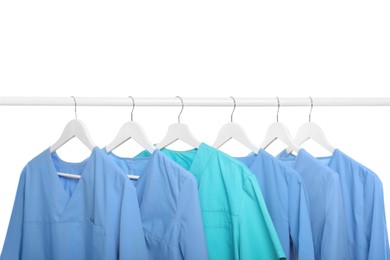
[365,176,390,259]
[238,174,286,260]
[288,175,315,259]
[321,174,349,259]
[1,167,27,260]
[119,180,148,260]
[178,176,208,260]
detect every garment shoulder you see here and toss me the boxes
[156,151,198,197]
[215,150,255,179]
[311,155,339,181]
[21,149,51,178]
[208,150,262,206]
[86,151,129,188]
[25,149,49,167]
[336,150,382,184]
[264,152,304,183]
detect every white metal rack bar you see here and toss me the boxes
[0,97,390,107]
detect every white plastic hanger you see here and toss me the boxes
[213,96,258,153]
[50,96,96,179]
[286,97,335,154]
[106,97,155,180]
[156,96,201,149]
[106,96,156,154]
[260,97,300,152]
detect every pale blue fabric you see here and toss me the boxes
[235,149,314,260]
[104,148,208,260]
[315,149,390,260]
[1,147,148,260]
[277,149,350,260]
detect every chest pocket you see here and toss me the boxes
[202,212,236,260]
[84,219,105,260]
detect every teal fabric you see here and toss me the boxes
[137,143,286,260]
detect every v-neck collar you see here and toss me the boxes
[313,148,340,167]
[45,146,98,220]
[278,148,340,169]
[234,150,260,170]
[160,142,215,185]
[103,147,160,189]
[104,148,176,207]
[132,142,216,186]
[276,148,310,169]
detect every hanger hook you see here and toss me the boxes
[309,97,313,122]
[71,96,77,119]
[230,96,236,122]
[176,96,184,123]
[129,96,135,121]
[276,97,280,122]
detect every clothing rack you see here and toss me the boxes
[0,97,390,107]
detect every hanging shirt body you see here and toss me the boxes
[137,143,286,260]
[316,149,390,260]
[277,149,350,260]
[1,147,148,260]
[104,148,209,260]
[235,149,314,260]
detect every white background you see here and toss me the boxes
[1,0,390,252]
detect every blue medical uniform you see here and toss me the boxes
[277,149,350,260]
[1,147,148,260]
[316,149,390,260]
[104,148,208,260]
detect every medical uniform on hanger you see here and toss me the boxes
[104,148,208,260]
[315,149,390,260]
[1,147,148,260]
[276,149,350,260]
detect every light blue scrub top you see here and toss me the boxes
[277,149,350,260]
[1,147,148,260]
[315,149,390,260]
[235,149,314,260]
[104,148,209,260]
